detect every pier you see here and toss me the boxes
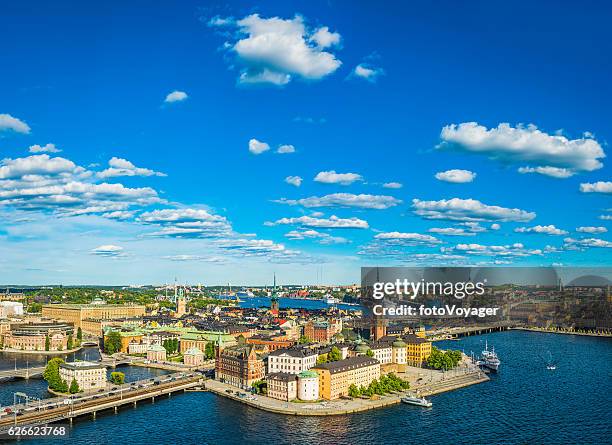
[0,372,202,433]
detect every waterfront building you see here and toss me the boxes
[59,361,107,391]
[403,334,432,366]
[270,296,279,316]
[216,344,267,389]
[266,372,297,401]
[297,370,319,401]
[267,347,318,374]
[42,303,146,330]
[0,301,24,317]
[147,344,167,362]
[184,346,205,366]
[313,356,380,400]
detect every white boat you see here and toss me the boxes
[546,364,556,370]
[325,295,340,304]
[479,340,500,372]
[401,395,432,408]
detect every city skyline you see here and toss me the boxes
[1,0,612,285]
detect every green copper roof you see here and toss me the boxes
[298,370,318,379]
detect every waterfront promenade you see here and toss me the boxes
[204,368,488,416]
[510,326,612,337]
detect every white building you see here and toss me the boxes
[297,370,319,401]
[268,348,318,374]
[59,361,107,391]
[370,343,393,365]
[0,301,24,317]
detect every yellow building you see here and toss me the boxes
[404,334,432,366]
[313,356,380,400]
[42,304,146,331]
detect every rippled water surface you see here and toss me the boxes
[1,331,610,445]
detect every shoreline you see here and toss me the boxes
[509,327,612,338]
[203,370,488,416]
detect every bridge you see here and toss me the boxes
[427,321,514,340]
[0,372,203,432]
[0,366,46,380]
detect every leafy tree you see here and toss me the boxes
[328,346,341,362]
[29,302,42,313]
[110,372,125,384]
[204,342,215,359]
[58,379,68,393]
[348,384,360,398]
[316,354,328,365]
[76,327,82,341]
[67,334,73,350]
[69,378,80,394]
[104,331,122,354]
[298,335,312,344]
[365,349,374,358]
[43,358,65,391]
[45,334,50,351]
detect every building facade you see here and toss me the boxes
[59,361,107,391]
[267,347,318,374]
[266,372,297,401]
[216,344,267,389]
[42,304,146,330]
[313,356,380,400]
[297,370,319,401]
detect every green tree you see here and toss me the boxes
[29,302,42,313]
[76,327,82,341]
[67,334,73,350]
[45,334,50,351]
[204,342,215,359]
[69,378,80,394]
[365,349,374,358]
[316,354,328,365]
[104,331,122,354]
[348,384,360,398]
[328,346,341,362]
[58,379,68,393]
[110,372,125,384]
[298,335,312,344]
[43,358,65,391]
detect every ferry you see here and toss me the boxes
[401,394,432,408]
[478,340,501,372]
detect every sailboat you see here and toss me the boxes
[545,351,557,370]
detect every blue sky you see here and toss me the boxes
[1,0,611,285]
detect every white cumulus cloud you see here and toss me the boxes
[249,138,270,155]
[563,237,612,249]
[374,232,441,246]
[0,113,31,134]
[29,143,61,154]
[428,227,476,236]
[576,226,607,234]
[412,198,535,222]
[351,63,384,83]
[285,229,349,245]
[514,225,568,235]
[439,122,605,176]
[97,157,166,179]
[267,215,369,229]
[579,181,612,194]
[314,170,362,185]
[382,182,402,189]
[285,176,302,187]
[435,169,476,183]
[277,144,295,154]
[276,193,401,210]
[164,90,188,103]
[211,14,342,86]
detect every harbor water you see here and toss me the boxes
[0,331,610,445]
